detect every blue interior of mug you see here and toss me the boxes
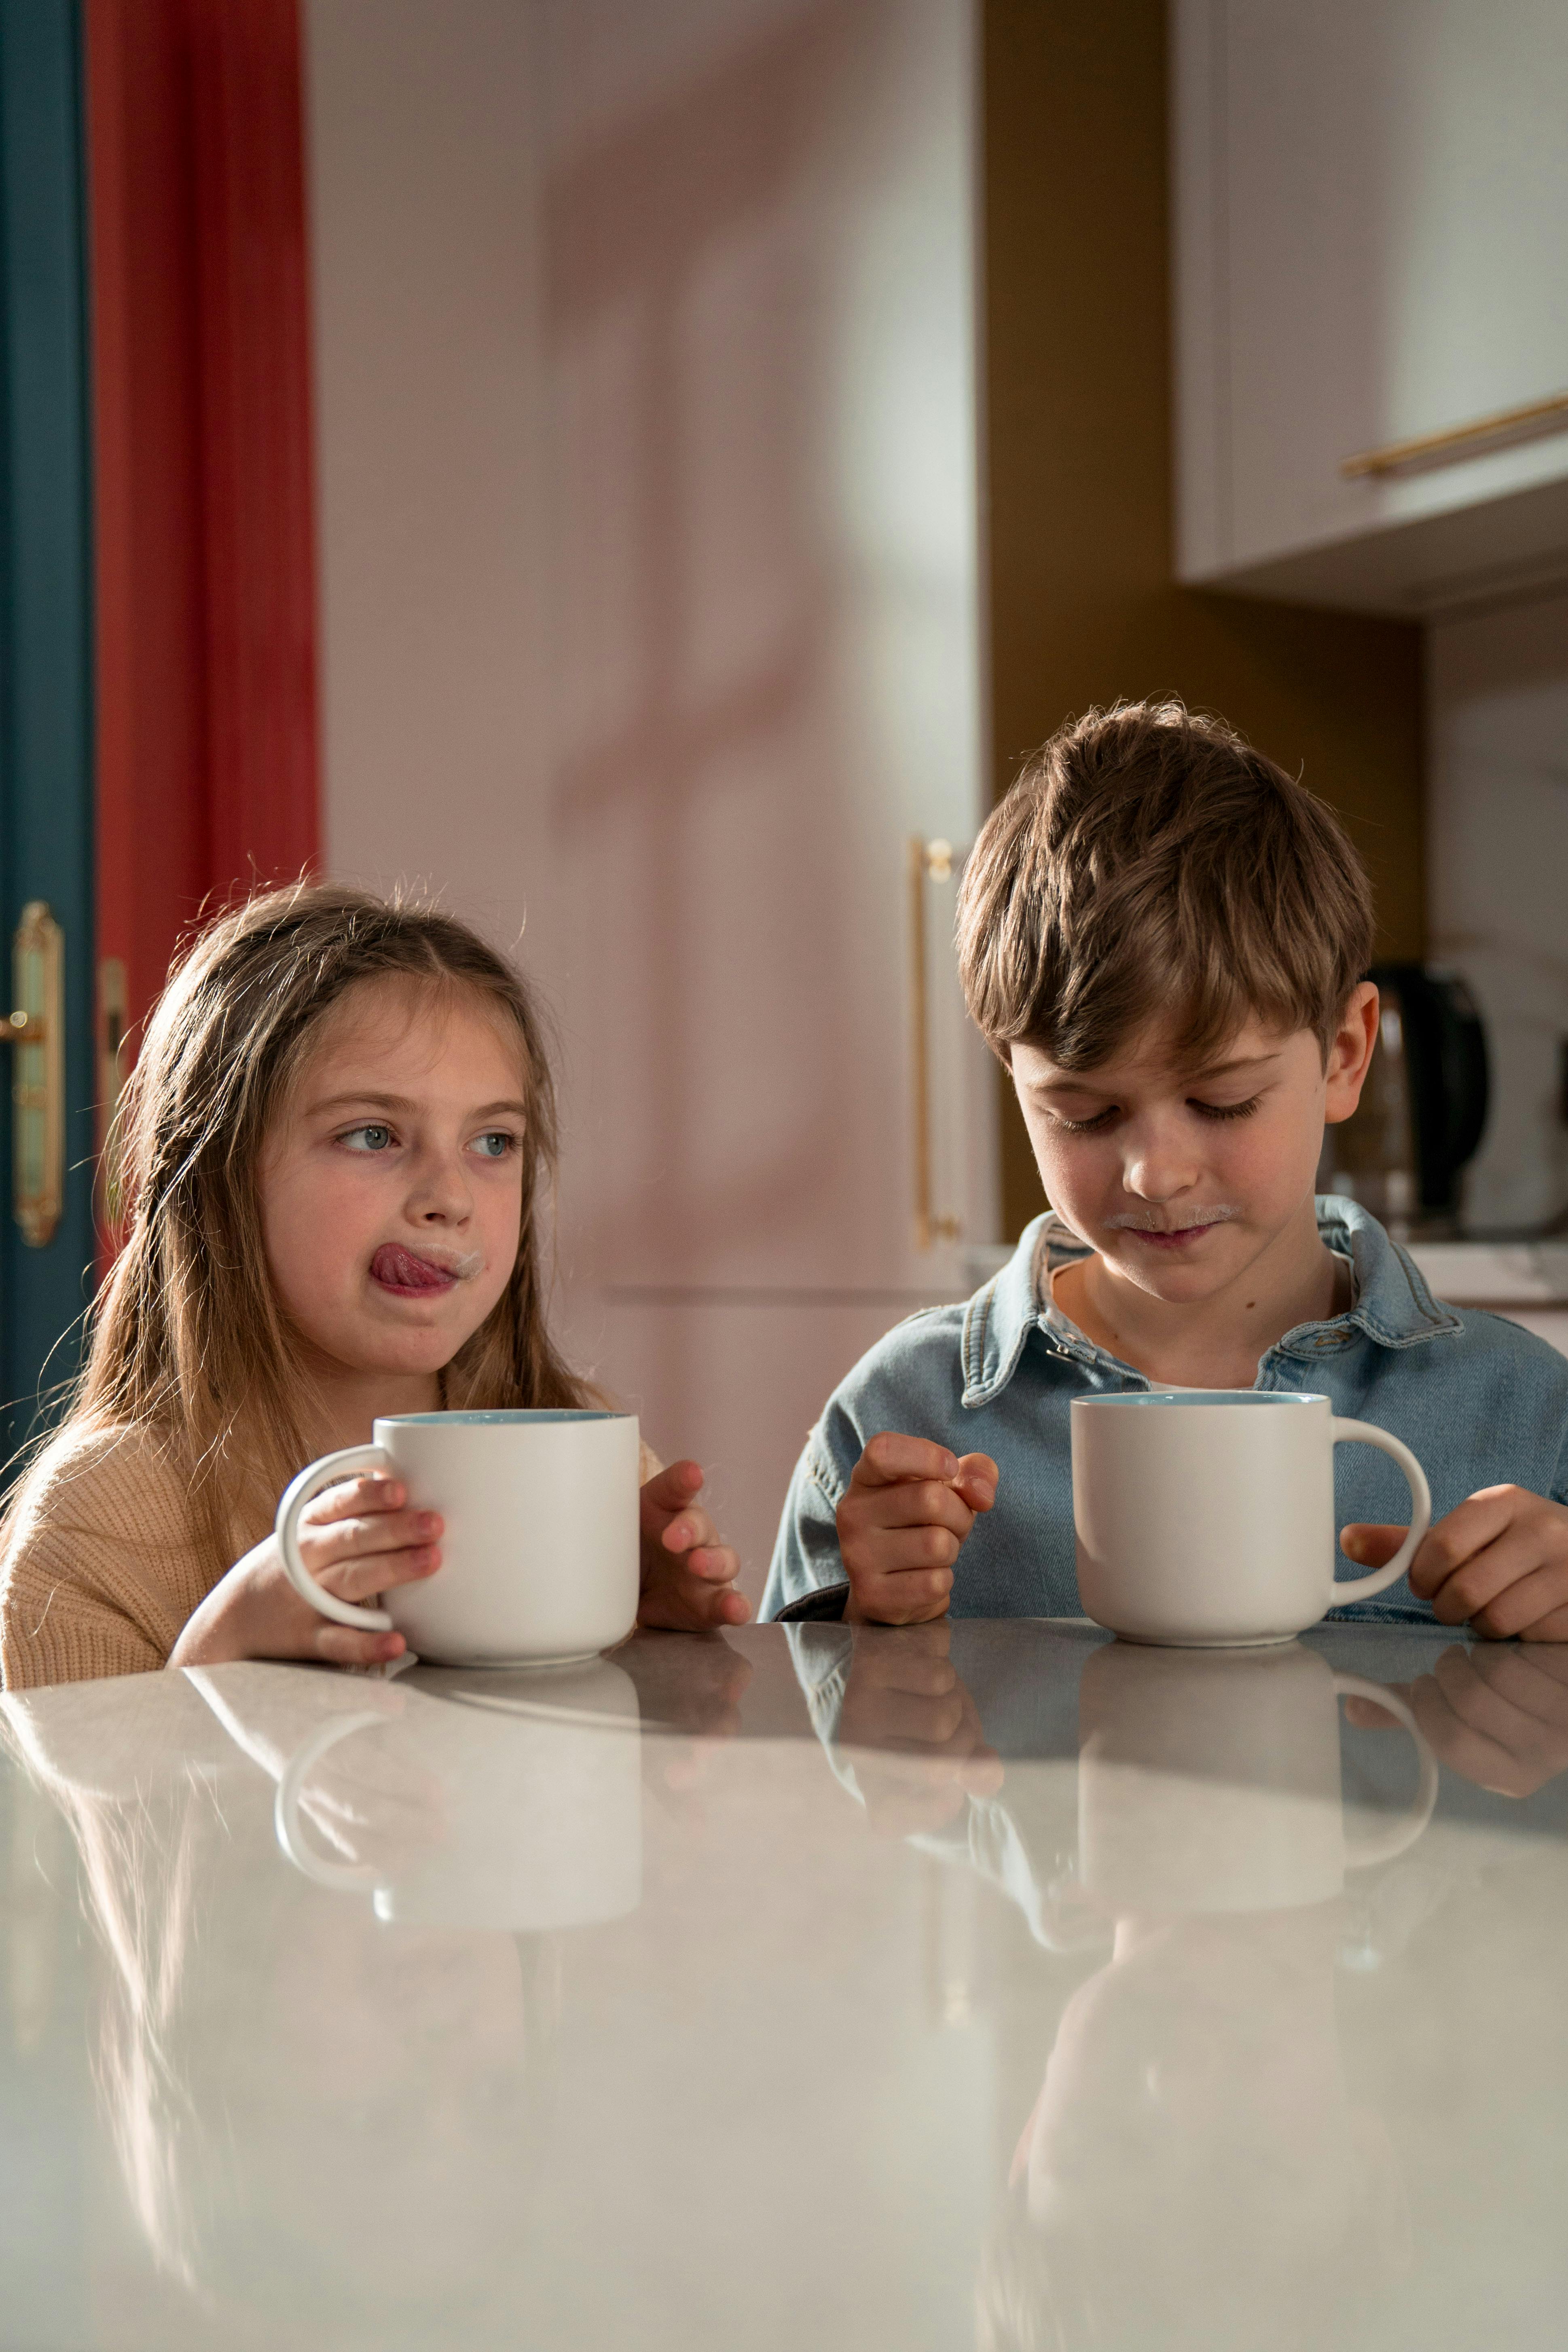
[380,1409,631,1425]
[1075,1391,1328,1408]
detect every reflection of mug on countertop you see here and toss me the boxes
[273,1661,643,1932]
[275,1408,642,1666]
[1072,1390,1431,1646]
[1077,1641,1438,1915]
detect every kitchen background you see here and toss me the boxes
[2,0,1566,1596]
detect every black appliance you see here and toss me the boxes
[1321,964,1490,1234]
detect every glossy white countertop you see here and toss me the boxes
[1406,1241,1568,1306]
[3,1621,1567,2350]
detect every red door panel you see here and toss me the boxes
[85,0,320,1120]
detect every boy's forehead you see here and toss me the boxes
[1015,1015,1307,1088]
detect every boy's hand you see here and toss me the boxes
[1341,1484,1568,1641]
[836,1434,999,1624]
[637,1460,749,1632]
[169,1473,440,1670]
[836,1622,1003,1835]
[1346,1643,1568,1798]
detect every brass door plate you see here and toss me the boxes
[8,902,64,1247]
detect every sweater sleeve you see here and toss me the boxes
[0,1428,218,1691]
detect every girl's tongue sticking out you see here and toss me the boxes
[370,1243,459,1297]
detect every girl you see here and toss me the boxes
[0,885,745,1689]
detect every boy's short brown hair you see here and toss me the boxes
[956,698,1375,1069]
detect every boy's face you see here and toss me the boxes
[1009,989,1377,1306]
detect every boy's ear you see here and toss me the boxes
[1323,983,1380,1125]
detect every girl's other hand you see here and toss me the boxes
[637,1460,749,1632]
[168,1474,442,1669]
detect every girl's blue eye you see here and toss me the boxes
[471,1130,516,1159]
[342,1124,393,1152]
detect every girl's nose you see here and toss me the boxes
[406,1149,472,1221]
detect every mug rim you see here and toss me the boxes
[1072,1391,1329,1410]
[375,1408,633,1427]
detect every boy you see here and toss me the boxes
[763,701,1568,1638]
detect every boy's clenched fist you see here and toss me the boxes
[837,1434,999,1623]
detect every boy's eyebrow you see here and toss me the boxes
[307,1090,530,1118]
[1183,1052,1282,1079]
[1033,1051,1283,1093]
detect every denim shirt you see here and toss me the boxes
[761,1198,1568,1626]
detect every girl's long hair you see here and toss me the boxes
[70,882,592,1570]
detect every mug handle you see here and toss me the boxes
[275,1443,396,1631]
[273,1709,386,1892]
[1326,1419,1432,1603]
[1332,1674,1440,1868]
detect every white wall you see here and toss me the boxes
[1427,590,1568,1233]
[304,0,991,1594]
[306,0,550,943]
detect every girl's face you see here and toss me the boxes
[259,980,528,1385]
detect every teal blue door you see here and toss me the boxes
[0,0,97,1472]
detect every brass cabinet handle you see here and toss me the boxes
[909,837,963,1251]
[1340,390,1568,481]
[1,902,65,1247]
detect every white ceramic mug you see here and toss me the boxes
[1076,1640,1439,1914]
[273,1664,643,1931]
[275,1409,641,1666]
[1071,1390,1431,1646]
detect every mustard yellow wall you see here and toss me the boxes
[983,0,1425,1237]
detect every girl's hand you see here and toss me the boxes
[637,1460,749,1631]
[1341,1484,1568,1641]
[169,1473,442,1669]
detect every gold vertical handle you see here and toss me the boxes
[3,902,65,1247]
[909,837,962,1251]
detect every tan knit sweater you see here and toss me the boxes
[1,1421,662,1691]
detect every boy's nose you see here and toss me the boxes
[1121,1137,1200,1200]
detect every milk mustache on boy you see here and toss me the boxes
[766,700,1568,1641]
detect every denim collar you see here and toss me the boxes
[959,1195,1462,1408]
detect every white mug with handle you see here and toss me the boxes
[1076,1639,1440,1914]
[272,1664,644,1931]
[274,1408,641,1667]
[1071,1390,1432,1646]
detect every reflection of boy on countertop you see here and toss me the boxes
[765,701,1568,1636]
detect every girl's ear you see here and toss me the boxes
[1323,982,1379,1124]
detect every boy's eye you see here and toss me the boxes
[340,1123,394,1153]
[1191,1095,1263,1122]
[1047,1094,1264,1134]
[1048,1106,1119,1135]
[470,1130,517,1160]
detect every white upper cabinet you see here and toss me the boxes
[1171,0,1568,615]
